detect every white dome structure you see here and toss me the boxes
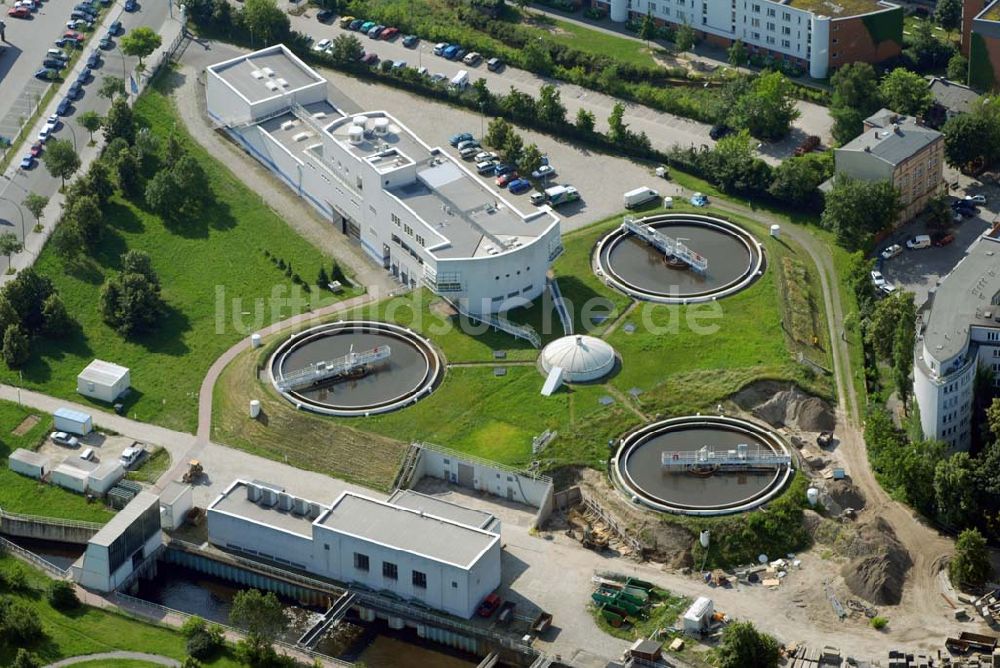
[539,335,616,383]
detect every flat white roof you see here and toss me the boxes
[55,407,92,423]
[10,448,47,467]
[89,491,159,547]
[79,359,130,386]
[317,492,498,570]
[208,44,325,105]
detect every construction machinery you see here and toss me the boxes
[182,459,204,484]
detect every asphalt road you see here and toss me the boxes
[0,0,171,254]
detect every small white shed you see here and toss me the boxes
[50,460,94,494]
[159,481,194,531]
[8,448,48,479]
[77,360,131,403]
[87,460,125,495]
[54,407,93,436]
[682,596,714,635]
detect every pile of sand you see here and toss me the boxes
[839,517,912,605]
[732,382,835,432]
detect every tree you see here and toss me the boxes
[2,325,29,369]
[104,97,136,145]
[519,143,545,177]
[608,102,629,143]
[22,193,47,229]
[935,453,978,528]
[41,293,70,337]
[501,132,524,166]
[987,397,1000,441]
[121,249,160,286]
[905,20,955,71]
[768,152,832,208]
[499,87,536,119]
[717,620,780,668]
[3,268,54,333]
[77,110,102,144]
[134,127,160,163]
[728,40,748,67]
[521,40,553,75]
[537,84,566,126]
[950,528,993,588]
[316,266,329,288]
[329,33,363,66]
[947,53,968,83]
[639,12,657,47]
[115,149,142,197]
[229,589,285,647]
[42,139,80,189]
[831,105,866,145]
[47,580,79,611]
[832,62,883,116]
[64,195,103,247]
[120,26,162,68]
[821,175,901,250]
[880,68,934,116]
[936,0,962,30]
[893,317,914,408]
[145,170,182,221]
[706,130,773,193]
[99,271,165,338]
[943,110,1000,172]
[50,221,84,262]
[864,290,917,361]
[0,232,23,270]
[472,79,494,112]
[925,194,953,231]
[574,108,595,134]
[241,0,290,46]
[674,23,696,52]
[12,649,41,668]
[83,161,115,207]
[727,71,800,141]
[98,75,126,100]
[172,154,210,214]
[484,117,513,151]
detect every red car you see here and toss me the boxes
[381,27,399,40]
[7,6,30,17]
[62,30,85,42]
[477,593,501,618]
[933,234,955,247]
[496,172,518,188]
[29,142,43,158]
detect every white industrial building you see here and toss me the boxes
[914,226,1000,451]
[76,491,162,592]
[8,448,47,479]
[207,480,501,618]
[54,407,93,436]
[159,481,194,531]
[48,456,124,496]
[77,359,131,403]
[205,45,562,315]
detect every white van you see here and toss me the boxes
[449,70,469,90]
[623,186,659,209]
[906,234,931,250]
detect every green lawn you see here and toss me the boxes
[0,400,113,522]
[0,80,357,433]
[0,555,240,667]
[541,17,659,68]
[125,447,171,484]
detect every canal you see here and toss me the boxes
[5,535,85,571]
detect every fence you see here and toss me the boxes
[0,508,103,531]
[0,534,70,579]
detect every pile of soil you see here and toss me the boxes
[732,382,835,432]
[821,479,866,516]
[839,517,912,605]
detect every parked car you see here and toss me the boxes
[906,234,932,250]
[879,282,896,295]
[463,51,482,66]
[30,142,43,157]
[493,163,515,177]
[359,21,376,32]
[486,57,503,71]
[367,25,384,38]
[109,19,123,35]
[709,124,732,140]
[476,159,498,174]
[690,192,709,207]
[43,57,67,70]
[19,155,34,169]
[391,59,407,70]
[430,72,446,83]
[317,8,334,22]
[123,0,137,11]
[98,35,113,49]
[880,244,902,260]
[870,270,887,289]
[51,431,80,447]
[349,18,364,30]
[442,45,460,60]
[68,82,83,99]
[381,27,399,40]
[63,30,85,43]
[433,42,448,56]
[34,67,58,80]
[56,97,72,116]
[531,165,555,180]
[933,233,955,247]
[417,66,428,77]
[459,145,480,159]
[55,37,81,49]
[474,150,497,162]
[338,15,355,28]
[359,52,379,66]
[456,139,478,151]
[312,38,332,52]
[402,34,419,47]
[86,51,101,68]
[77,67,92,84]
[454,47,468,61]
[496,172,518,187]
[477,594,501,618]
[7,6,31,18]
[794,135,821,157]
[119,445,144,468]
[965,194,987,204]
[508,178,531,194]
[47,48,70,61]
[70,9,95,21]
[449,131,473,146]
[68,19,94,30]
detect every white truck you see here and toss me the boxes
[449,70,469,90]
[544,185,579,207]
[624,186,659,209]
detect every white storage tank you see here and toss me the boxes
[250,400,261,418]
[806,487,819,506]
[251,333,262,348]
[348,125,364,145]
[373,117,389,135]
[770,224,781,238]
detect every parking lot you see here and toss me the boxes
[285,10,833,164]
[36,428,141,467]
[878,195,997,306]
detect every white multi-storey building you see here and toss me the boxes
[205,45,562,315]
[914,226,1000,451]
[207,480,502,619]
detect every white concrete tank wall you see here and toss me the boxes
[809,15,831,79]
[610,0,627,23]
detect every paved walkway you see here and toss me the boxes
[45,651,181,667]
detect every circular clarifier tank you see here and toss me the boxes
[612,415,793,515]
[268,321,443,417]
[594,213,765,303]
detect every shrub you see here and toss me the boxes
[186,628,222,660]
[181,615,207,638]
[47,580,80,611]
[871,616,889,630]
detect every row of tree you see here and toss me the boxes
[829,62,933,145]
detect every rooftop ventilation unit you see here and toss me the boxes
[293,496,307,516]
[265,80,279,91]
[277,492,293,511]
[280,119,296,131]
[373,118,389,135]
[260,487,277,507]
[261,67,275,77]
[245,483,262,502]
[313,112,327,120]
[276,78,289,88]
[292,131,312,142]
[307,502,321,519]
[348,125,364,145]
[353,115,368,128]
[250,69,264,80]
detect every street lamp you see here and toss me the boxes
[0,196,26,243]
[62,119,78,151]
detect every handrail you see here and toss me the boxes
[446,298,541,348]
[0,508,104,531]
[0,534,70,578]
[546,277,573,336]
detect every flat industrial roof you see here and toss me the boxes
[209,45,324,105]
[10,448,47,466]
[210,481,316,539]
[55,407,91,422]
[922,233,1000,365]
[79,359,129,385]
[89,491,159,547]
[387,489,497,531]
[317,492,498,569]
[784,0,894,16]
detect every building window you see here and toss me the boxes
[766,7,774,15]
[383,562,398,580]
[354,553,369,571]
[391,213,401,227]
[416,235,425,247]
[452,581,458,588]
[403,224,413,236]
[324,544,330,551]
[412,571,427,588]
[781,39,790,48]
[766,21,775,31]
